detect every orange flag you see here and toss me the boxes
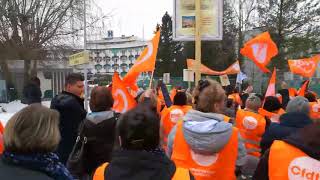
[288,55,320,78]
[221,61,241,75]
[265,68,276,97]
[187,59,240,75]
[122,31,161,87]
[112,72,137,113]
[297,80,309,97]
[240,32,278,73]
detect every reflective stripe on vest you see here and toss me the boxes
[309,102,320,120]
[235,109,266,157]
[93,162,190,180]
[269,140,320,180]
[171,120,238,180]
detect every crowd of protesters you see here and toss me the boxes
[0,73,319,180]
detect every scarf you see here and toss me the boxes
[2,151,74,180]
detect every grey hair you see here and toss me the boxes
[245,93,262,111]
[286,96,310,114]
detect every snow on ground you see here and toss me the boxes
[0,100,51,125]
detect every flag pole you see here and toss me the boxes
[149,70,155,88]
[195,0,202,86]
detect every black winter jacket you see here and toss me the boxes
[253,122,320,180]
[0,159,53,180]
[260,112,313,154]
[21,83,42,105]
[102,150,195,180]
[50,91,87,164]
[81,111,119,174]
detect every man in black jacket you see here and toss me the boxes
[50,73,87,164]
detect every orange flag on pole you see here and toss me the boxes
[288,55,320,78]
[240,32,278,73]
[122,31,161,86]
[265,68,276,97]
[297,80,309,97]
[187,59,240,75]
[112,72,137,113]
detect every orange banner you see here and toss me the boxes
[288,55,320,78]
[187,59,240,75]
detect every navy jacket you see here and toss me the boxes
[260,112,313,154]
[0,160,53,180]
[253,122,320,180]
[50,91,87,164]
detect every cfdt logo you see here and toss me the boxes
[288,156,320,180]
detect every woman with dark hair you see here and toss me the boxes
[74,86,119,178]
[92,105,194,180]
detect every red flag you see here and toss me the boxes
[240,32,278,73]
[297,80,309,97]
[265,68,276,97]
[112,72,137,113]
[122,31,161,87]
[288,55,320,78]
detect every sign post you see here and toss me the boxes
[163,73,170,84]
[183,69,195,89]
[173,0,223,86]
[195,0,201,86]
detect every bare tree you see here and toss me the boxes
[0,0,83,84]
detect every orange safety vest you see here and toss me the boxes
[309,102,320,120]
[0,121,4,154]
[171,120,238,180]
[93,162,191,180]
[235,109,266,157]
[269,140,320,180]
[161,105,192,146]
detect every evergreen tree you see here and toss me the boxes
[155,12,184,77]
[257,0,320,70]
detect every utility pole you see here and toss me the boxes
[83,0,89,111]
[195,0,202,86]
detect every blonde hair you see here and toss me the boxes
[4,104,61,153]
[193,79,226,113]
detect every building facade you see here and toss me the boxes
[86,32,147,77]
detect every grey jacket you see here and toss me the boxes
[167,109,247,166]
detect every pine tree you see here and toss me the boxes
[257,0,320,70]
[155,12,184,77]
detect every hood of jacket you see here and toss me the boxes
[182,109,233,154]
[284,123,320,160]
[105,150,176,180]
[86,111,114,124]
